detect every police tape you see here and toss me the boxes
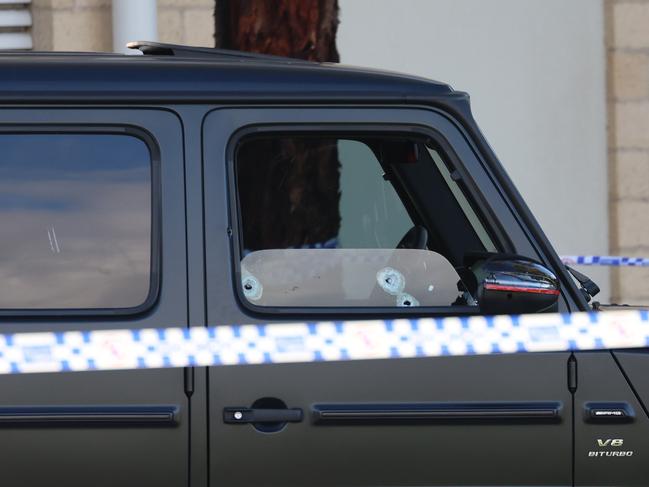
[0,309,648,375]
[561,255,649,267]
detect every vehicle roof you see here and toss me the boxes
[0,43,458,103]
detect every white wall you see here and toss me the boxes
[338,0,610,300]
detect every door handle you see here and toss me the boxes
[223,407,303,424]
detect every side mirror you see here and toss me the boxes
[469,255,560,314]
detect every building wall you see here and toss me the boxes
[338,0,611,301]
[31,0,214,52]
[607,0,649,304]
[157,0,213,47]
[31,0,112,52]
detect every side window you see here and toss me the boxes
[338,140,414,248]
[234,133,495,309]
[0,133,153,310]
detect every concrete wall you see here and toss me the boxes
[31,0,214,51]
[157,0,213,47]
[338,0,611,300]
[607,0,649,304]
[31,0,112,52]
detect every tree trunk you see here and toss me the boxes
[215,0,341,251]
[215,0,339,62]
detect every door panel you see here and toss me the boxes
[209,355,571,486]
[203,107,573,486]
[0,109,188,487]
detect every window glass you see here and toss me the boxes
[338,140,413,248]
[427,147,496,252]
[236,134,490,309]
[0,134,152,310]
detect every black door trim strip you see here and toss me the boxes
[312,402,562,425]
[0,405,179,427]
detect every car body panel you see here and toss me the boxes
[573,352,649,486]
[0,108,188,487]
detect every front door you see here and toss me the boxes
[203,106,574,486]
[0,109,189,487]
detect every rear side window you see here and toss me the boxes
[0,133,153,310]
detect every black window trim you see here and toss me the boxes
[0,124,161,317]
[226,122,514,319]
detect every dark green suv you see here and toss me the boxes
[0,42,643,487]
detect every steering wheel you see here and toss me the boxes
[396,225,428,250]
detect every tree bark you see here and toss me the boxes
[215,0,341,252]
[215,0,339,62]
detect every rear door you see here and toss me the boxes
[0,109,188,487]
[203,106,573,486]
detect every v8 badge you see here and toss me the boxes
[589,438,634,458]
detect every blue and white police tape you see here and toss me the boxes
[561,255,649,267]
[1,309,648,375]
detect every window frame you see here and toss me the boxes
[227,123,514,318]
[0,125,161,317]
